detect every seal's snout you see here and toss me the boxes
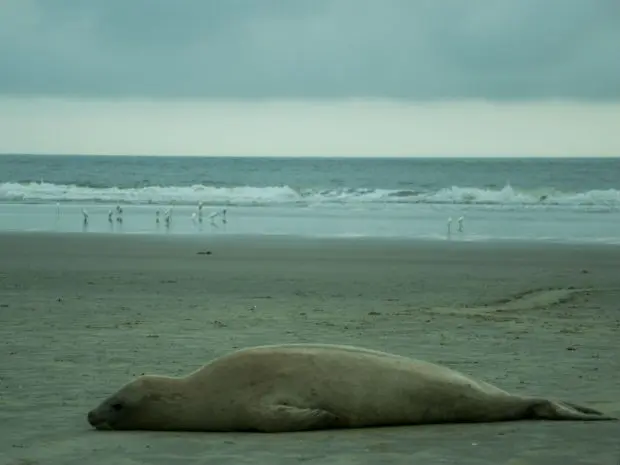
[87,409,107,429]
[87,409,98,426]
[88,409,114,430]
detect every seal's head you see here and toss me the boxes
[87,375,184,431]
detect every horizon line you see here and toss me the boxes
[1,153,618,159]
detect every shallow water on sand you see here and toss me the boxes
[0,201,619,245]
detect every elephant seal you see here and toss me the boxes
[87,343,616,433]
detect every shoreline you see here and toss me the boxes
[2,229,620,250]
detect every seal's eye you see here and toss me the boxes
[111,403,123,411]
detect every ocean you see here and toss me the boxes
[0,154,619,244]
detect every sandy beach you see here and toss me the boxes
[1,232,619,465]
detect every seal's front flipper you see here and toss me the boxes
[251,404,341,433]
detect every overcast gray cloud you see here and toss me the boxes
[1,0,619,100]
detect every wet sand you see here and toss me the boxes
[1,232,619,465]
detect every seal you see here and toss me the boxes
[87,343,616,432]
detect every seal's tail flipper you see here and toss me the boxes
[532,399,618,421]
[559,401,609,416]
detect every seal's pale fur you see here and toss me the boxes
[87,343,616,432]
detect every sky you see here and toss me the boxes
[1,0,619,157]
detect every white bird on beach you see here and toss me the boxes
[209,208,228,224]
[114,204,124,223]
[164,209,172,227]
[197,201,204,222]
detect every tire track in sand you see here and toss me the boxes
[421,287,620,318]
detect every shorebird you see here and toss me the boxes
[197,201,204,222]
[164,209,171,227]
[115,204,124,224]
[209,208,228,224]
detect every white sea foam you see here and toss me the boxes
[1,181,619,209]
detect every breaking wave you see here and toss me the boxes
[1,181,619,209]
